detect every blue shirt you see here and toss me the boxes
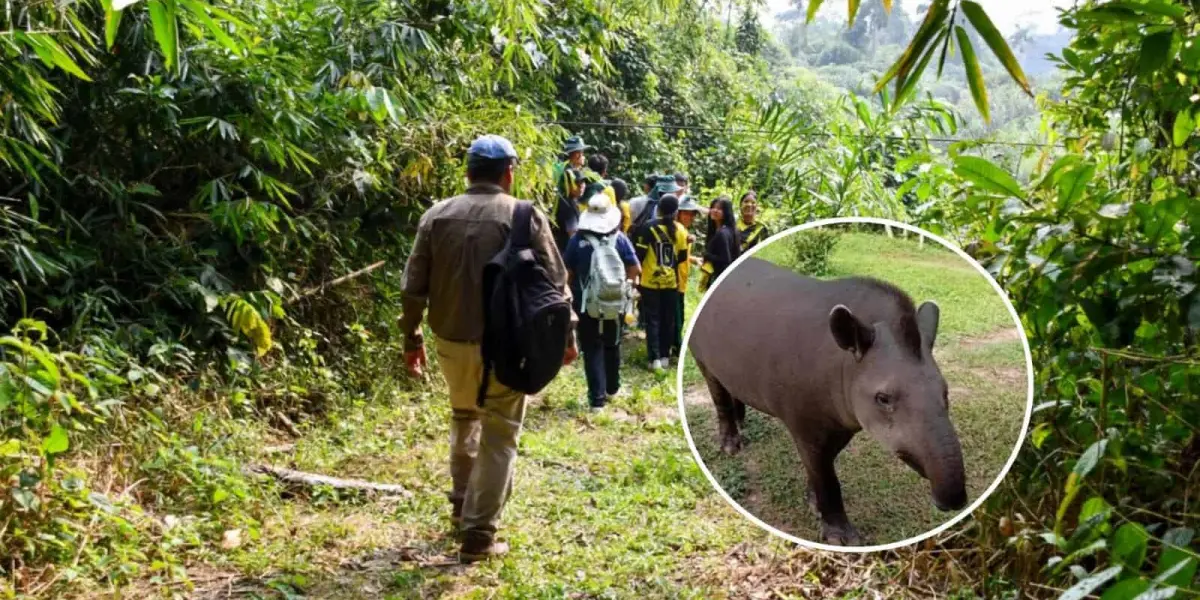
[563,230,639,314]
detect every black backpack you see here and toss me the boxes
[632,195,659,231]
[477,201,573,406]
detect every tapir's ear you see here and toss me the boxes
[829,304,874,361]
[917,301,940,350]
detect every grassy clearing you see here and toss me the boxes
[682,230,1028,545]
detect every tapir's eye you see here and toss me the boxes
[875,392,893,408]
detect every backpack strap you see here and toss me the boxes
[512,200,535,249]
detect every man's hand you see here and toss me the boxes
[405,345,427,378]
[563,333,579,366]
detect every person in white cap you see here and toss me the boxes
[562,194,641,408]
[400,134,577,563]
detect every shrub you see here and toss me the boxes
[788,229,840,277]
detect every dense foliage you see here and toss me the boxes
[0,0,1197,597]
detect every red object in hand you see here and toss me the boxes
[563,343,579,366]
[405,346,427,378]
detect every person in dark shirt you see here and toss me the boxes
[702,195,741,287]
[553,168,587,254]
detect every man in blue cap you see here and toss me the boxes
[400,134,576,563]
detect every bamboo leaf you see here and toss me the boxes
[882,0,892,12]
[103,0,124,50]
[956,26,989,124]
[147,0,179,70]
[848,0,861,26]
[898,29,946,108]
[875,0,949,95]
[806,0,825,23]
[180,0,239,54]
[960,0,1032,97]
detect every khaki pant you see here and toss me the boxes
[435,336,527,536]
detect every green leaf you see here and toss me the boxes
[956,26,989,123]
[806,0,825,23]
[20,34,92,81]
[847,0,861,26]
[0,439,20,457]
[1100,578,1150,600]
[1171,109,1195,147]
[43,424,69,455]
[1057,163,1095,212]
[960,1,1032,97]
[1112,522,1150,570]
[103,0,124,50]
[212,488,230,504]
[1101,0,1188,20]
[1138,31,1174,79]
[875,0,949,95]
[953,156,1024,198]
[1031,422,1052,449]
[147,0,179,71]
[1156,528,1197,587]
[1074,439,1108,479]
[180,0,239,54]
[1060,566,1123,600]
[898,29,947,107]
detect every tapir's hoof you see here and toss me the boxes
[720,435,742,455]
[820,522,863,546]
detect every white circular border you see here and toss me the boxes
[675,216,1036,553]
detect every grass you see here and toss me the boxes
[682,229,1029,545]
[59,231,1009,599]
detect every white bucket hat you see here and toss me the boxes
[577,194,622,234]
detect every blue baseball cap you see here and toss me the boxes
[467,135,519,160]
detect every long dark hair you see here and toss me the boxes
[707,196,740,253]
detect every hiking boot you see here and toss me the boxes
[650,359,665,372]
[459,531,509,563]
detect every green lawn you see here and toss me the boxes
[681,228,1029,546]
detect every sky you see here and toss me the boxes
[759,0,1077,35]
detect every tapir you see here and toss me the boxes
[688,257,968,545]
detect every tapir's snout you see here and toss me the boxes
[933,486,968,512]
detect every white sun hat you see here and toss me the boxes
[577,194,623,234]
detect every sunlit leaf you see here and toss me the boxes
[147,0,179,70]
[806,0,825,23]
[43,424,69,455]
[103,0,124,50]
[1171,109,1195,147]
[847,0,861,26]
[1056,163,1095,212]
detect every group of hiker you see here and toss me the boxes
[550,136,771,410]
[398,133,769,563]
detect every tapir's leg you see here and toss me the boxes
[732,399,748,446]
[793,429,862,546]
[697,361,742,455]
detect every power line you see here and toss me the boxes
[536,119,1066,149]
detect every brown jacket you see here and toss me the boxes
[399,183,571,350]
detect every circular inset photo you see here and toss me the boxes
[677,218,1033,551]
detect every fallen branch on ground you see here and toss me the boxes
[246,464,412,497]
[287,260,388,304]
